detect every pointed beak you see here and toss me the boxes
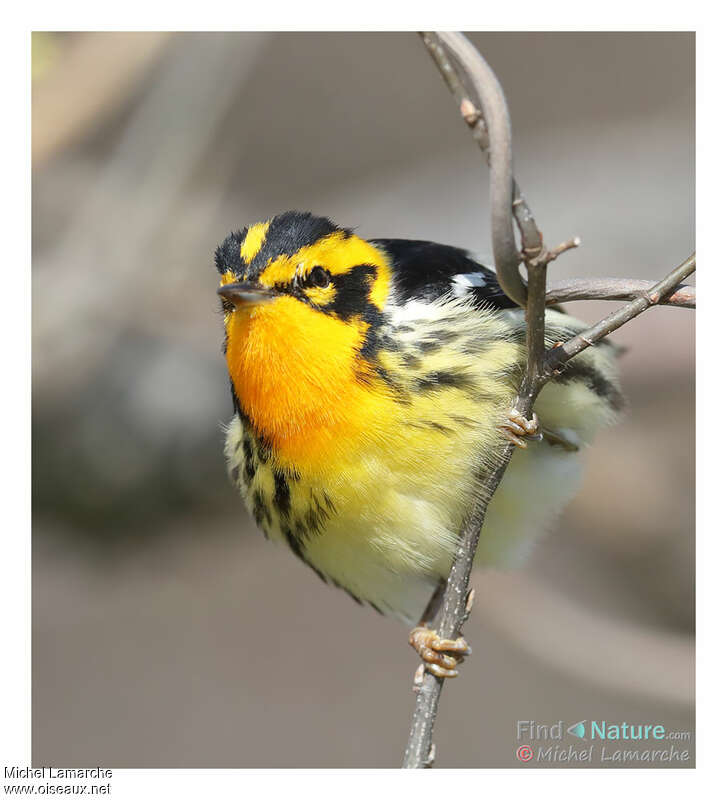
[217,281,277,306]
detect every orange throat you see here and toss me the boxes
[225,296,389,471]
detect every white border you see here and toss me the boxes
[5,5,715,798]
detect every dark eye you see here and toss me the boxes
[306,266,331,288]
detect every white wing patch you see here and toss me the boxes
[450,271,487,298]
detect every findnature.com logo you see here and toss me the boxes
[515,720,692,764]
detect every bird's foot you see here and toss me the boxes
[409,626,471,679]
[501,408,541,449]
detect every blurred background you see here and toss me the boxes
[32,32,695,768]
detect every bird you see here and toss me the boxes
[215,211,623,678]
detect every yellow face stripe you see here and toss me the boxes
[219,269,236,287]
[256,231,392,310]
[240,221,270,265]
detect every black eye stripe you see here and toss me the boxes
[327,264,378,319]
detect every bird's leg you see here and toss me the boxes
[500,408,542,449]
[409,581,471,681]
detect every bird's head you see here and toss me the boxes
[215,211,394,464]
[216,211,391,329]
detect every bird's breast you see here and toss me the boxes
[225,296,395,474]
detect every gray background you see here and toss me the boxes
[32,32,694,767]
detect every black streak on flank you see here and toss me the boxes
[234,401,276,464]
[404,420,454,435]
[423,421,454,434]
[415,370,476,392]
[242,439,256,484]
[273,470,291,517]
[555,362,625,412]
[252,489,271,533]
[372,365,410,405]
[461,336,492,356]
[303,492,335,537]
[401,352,422,370]
[256,440,271,464]
[374,330,400,353]
[449,414,478,428]
[417,330,459,355]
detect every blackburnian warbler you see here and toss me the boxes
[216,211,622,677]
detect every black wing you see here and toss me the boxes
[370,239,518,309]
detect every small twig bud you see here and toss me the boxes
[525,234,581,269]
[549,236,581,259]
[460,98,482,126]
[464,587,475,621]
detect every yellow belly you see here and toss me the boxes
[224,302,621,623]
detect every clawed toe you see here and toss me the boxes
[409,626,472,679]
[501,408,541,449]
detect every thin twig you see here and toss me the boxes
[402,447,516,768]
[419,31,543,285]
[546,276,695,309]
[422,32,538,306]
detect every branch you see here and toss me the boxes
[546,276,695,309]
[421,32,537,307]
[545,254,696,370]
[403,247,553,769]
[404,31,696,769]
[419,32,697,316]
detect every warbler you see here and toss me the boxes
[216,211,622,677]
